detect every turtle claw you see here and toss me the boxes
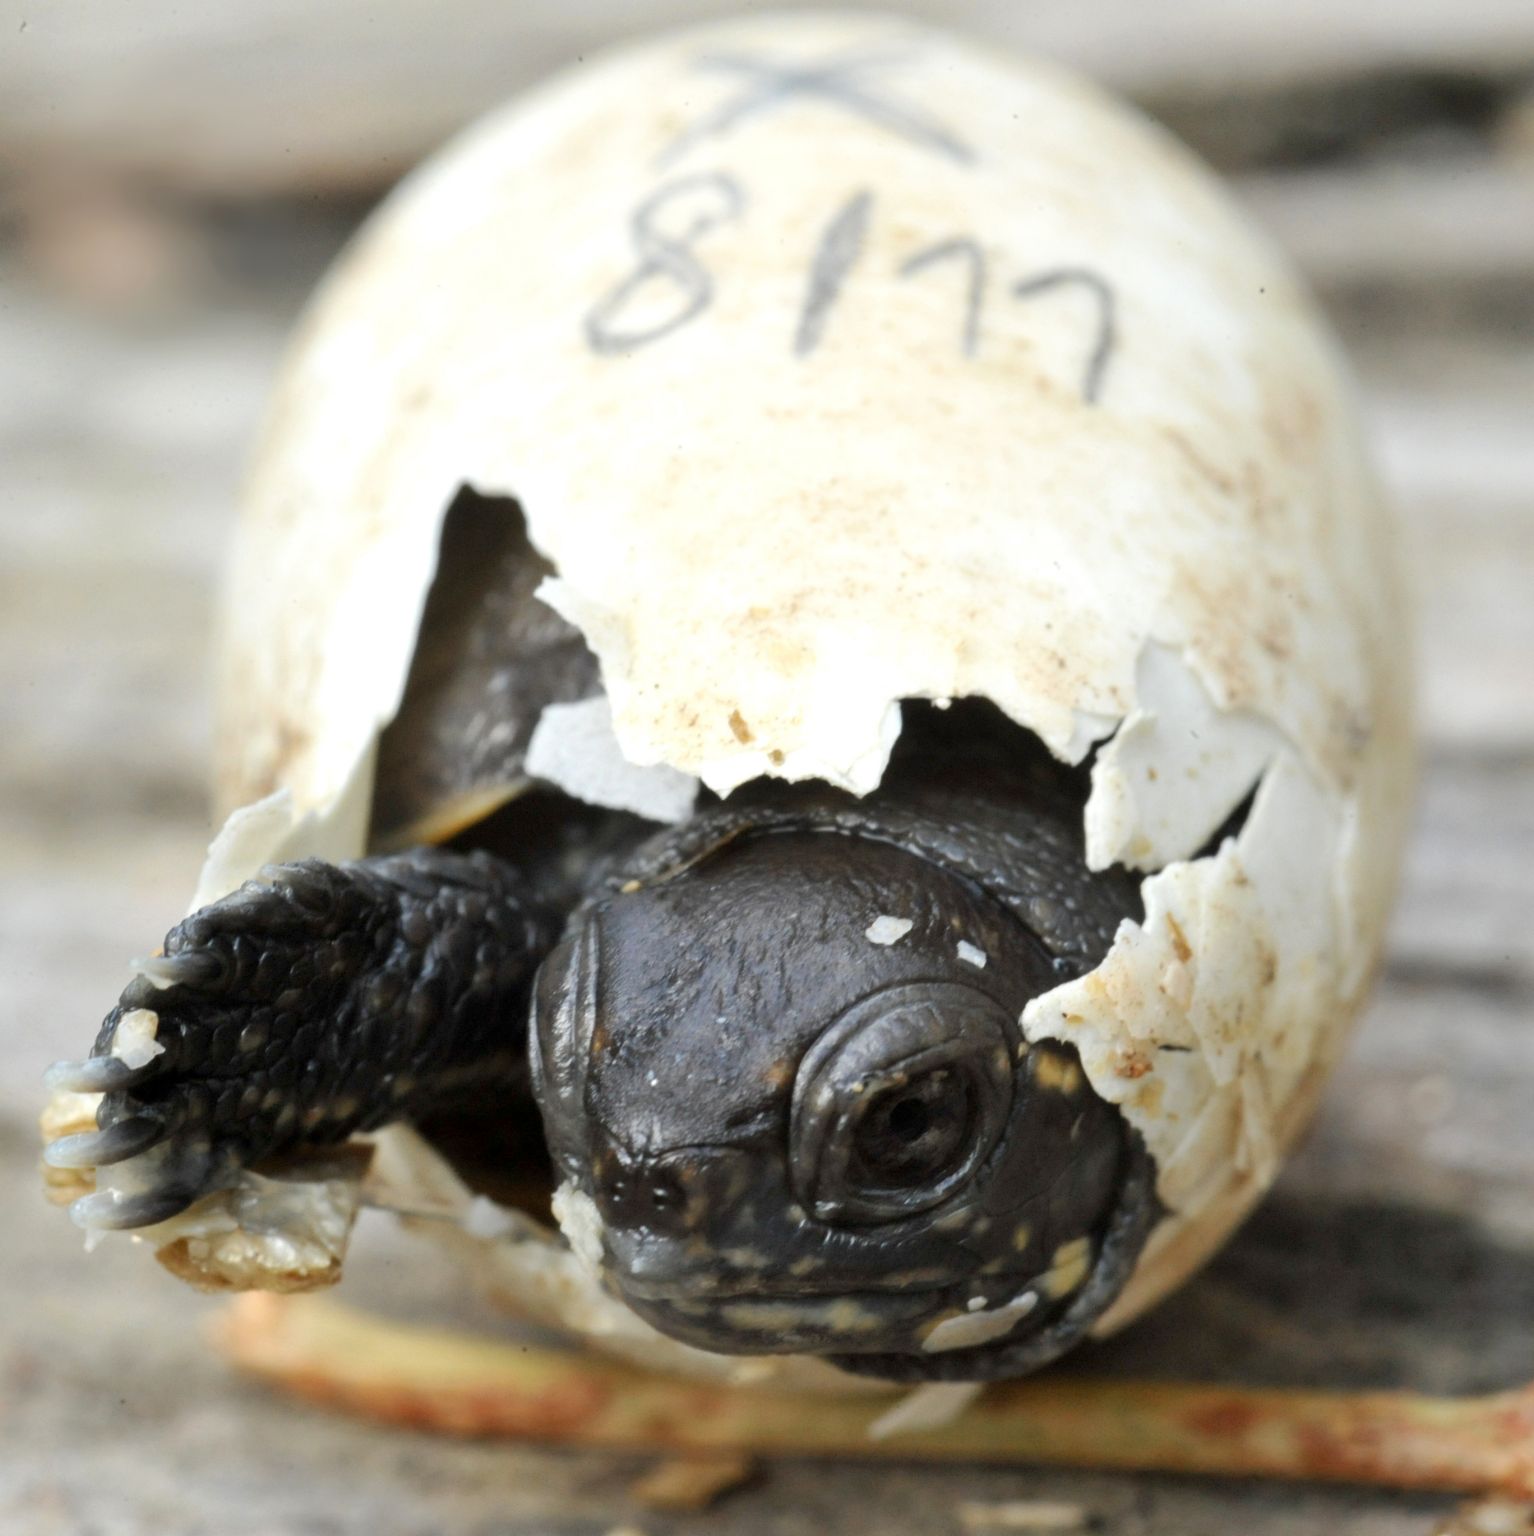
[43,1055,154,1095]
[129,950,222,990]
[69,1184,201,1232]
[45,1115,167,1169]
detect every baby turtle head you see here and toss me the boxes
[531,815,1154,1381]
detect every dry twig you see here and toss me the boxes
[217,1294,1534,1498]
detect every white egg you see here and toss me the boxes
[155,13,1412,1382]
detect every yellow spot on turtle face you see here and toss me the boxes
[829,1300,881,1333]
[1011,1222,1033,1252]
[1033,1051,1083,1095]
[719,1298,882,1335]
[921,1290,1040,1352]
[919,1308,964,1344]
[722,1246,769,1270]
[1041,1236,1092,1298]
[886,1267,958,1289]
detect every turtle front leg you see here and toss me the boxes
[45,848,562,1231]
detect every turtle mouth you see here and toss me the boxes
[615,1280,952,1355]
[616,1275,951,1305]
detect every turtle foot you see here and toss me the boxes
[46,861,371,1229]
[47,849,557,1233]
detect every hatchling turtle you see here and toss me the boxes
[42,11,1413,1390]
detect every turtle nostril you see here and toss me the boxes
[648,1169,684,1213]
[596,1156,695,1236]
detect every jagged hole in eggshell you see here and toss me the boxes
[154,631,1379,1373]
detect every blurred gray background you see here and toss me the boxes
[3,2,1533,1533]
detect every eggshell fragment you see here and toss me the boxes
[109,1009,165,1070]
[525,695,698,824]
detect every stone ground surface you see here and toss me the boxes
[3,7,1534,1533]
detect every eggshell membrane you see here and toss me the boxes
[189,13,1411,1359]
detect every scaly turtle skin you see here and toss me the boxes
[48,499,1154,1380]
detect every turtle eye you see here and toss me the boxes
[790,983,1015,1224]
[848,1067,975,1189]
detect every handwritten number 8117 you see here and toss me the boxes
[585,176,1117,405]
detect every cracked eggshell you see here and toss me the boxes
[188,11,1410,1359]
